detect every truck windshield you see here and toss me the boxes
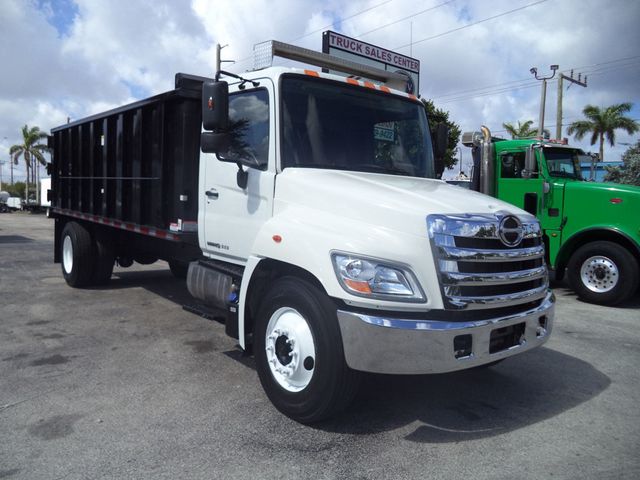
[280,75,435,178]
[543,147,584,180]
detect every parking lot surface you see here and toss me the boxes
[1,213,639,479]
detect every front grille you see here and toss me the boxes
[428,213,548,310]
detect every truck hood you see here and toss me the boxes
[563,180,640,231]
[274,168,526,236]
[564,180,640,198]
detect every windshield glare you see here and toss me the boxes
[281,75,435,178]
[544,147,584,180]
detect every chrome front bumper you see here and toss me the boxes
[337,291,555,375]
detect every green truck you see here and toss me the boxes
[461,127,640,305]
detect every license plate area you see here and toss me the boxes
[489,322,525,353]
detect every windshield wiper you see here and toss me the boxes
[549,171,579,179]
[358,163,411,176]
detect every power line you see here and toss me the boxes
[232,0,396,69]
[429,57,640,104]
[291,0,396,43]
[355,0,455,38]
[392,0,550,50]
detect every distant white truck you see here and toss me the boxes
[40,178,51,207]
[7,197,22,211]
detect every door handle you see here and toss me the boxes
[205,189,219,199]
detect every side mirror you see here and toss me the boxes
[201,131,230,154]
[202,81,229,131]
[524,146,537,177]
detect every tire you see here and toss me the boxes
[134,254,157,265]
[92,230,115,285]
[60,222,95,288]
[567,241,639,306]
[169,260,188,279]
[254,276,361,423]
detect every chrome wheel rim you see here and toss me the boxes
[62,235,73,274]
[265,307,315,392]
[580,255,618,293]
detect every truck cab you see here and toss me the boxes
[463,128,640,305]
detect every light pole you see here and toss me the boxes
[530,65,558,139]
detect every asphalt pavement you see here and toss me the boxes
[1,213,639,480]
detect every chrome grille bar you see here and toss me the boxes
[445,284,549,309]
[438,244,545,262]
[442,265,547,286]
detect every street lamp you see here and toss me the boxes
[530,65,559,138]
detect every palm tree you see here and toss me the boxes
[9,125,49,204]
[502,120,549,139]
[567,103,639,162]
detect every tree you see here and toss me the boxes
[422,99,461,172]
[603,139,640,186]
[502,120,549,139]
[4,182,27,199]
[9,125,50,203]
[567,103,639,162]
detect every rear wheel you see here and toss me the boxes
[61,222,94,288]
[567,241,639,305]
[254,276,361,423]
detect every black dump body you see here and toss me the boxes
[49,73,210,263]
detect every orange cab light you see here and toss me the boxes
[344,278,372,294]
[304,70,319,77]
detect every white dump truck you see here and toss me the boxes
[49,41,554,423]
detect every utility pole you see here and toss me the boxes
[556,69,588,139]
[530,65,559,139]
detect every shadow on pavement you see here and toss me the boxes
[320,347,609,443]
[101,268,611,443]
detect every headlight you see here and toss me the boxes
[331,253,426,302]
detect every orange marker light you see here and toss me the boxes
[344,278,372,294]
[304,70,319,77]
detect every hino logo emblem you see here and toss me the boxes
[498,215,524,247]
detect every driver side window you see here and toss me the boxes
[223,88,270,170]
[500,152,526,178]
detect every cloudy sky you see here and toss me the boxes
[1,0,639,181]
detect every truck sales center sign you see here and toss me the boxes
[322,30,420,94]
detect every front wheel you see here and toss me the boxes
[254,277,361,423]
[567,241,639,305]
